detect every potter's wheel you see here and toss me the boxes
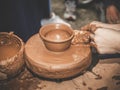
[25,34,91,79]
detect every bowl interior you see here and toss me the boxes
[40,23,74,43]
[0,33,22,60]
[45,29,72,42]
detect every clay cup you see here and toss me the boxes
[39,23,74,52]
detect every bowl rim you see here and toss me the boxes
[39,23,74,43]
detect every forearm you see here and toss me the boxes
[91,22,120,31]
[99,23,120,31]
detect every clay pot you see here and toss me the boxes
[39,23,74,52]
[0,32,25,81]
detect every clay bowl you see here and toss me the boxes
[0,32,25,81]
[39,23,74,52]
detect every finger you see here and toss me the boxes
[90,33,95,41]
[90,41,97,49]
[90,21,104,28]
[106,16,113,24]
[106,13,113,24]
[90,21,100,25]
[107,13,119,24]
[111,15,118,24]
[116,14,120,23]
[80,24,91,31]
[108,19,113,24]
[90,25,97,33]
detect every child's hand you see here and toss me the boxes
[106,5,120,24]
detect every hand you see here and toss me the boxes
[106,5,120,24]
[81,21,120,54]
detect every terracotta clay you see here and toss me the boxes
[25,33,91,79]
[39,23,74,52]
[45,29,71,42]
[0,32,25,80]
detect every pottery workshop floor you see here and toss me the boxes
[0,0,120,90]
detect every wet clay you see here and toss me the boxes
[0,37,20,60]
[0,32,25,80]
[25,33,91,79]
